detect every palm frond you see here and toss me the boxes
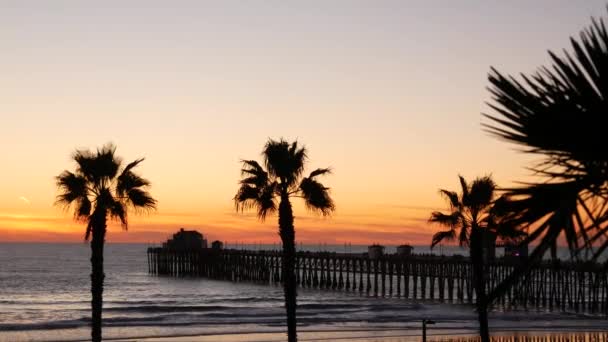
[430,176,495,249]
[257,183,278,220]
[117,158,150,197]
[121,158,144,175]
[117,170,150,197]
[431,229,456,248]
[125,188,157,211]
[74,196,92,221]
[429,211,461,228]
[289,141,307,182]
[458,224,470,247]
[308,168,332,178]
[495,181,586,255]
[494,223,527,241]
[241,160,265,176]
[235,157,279,220]
[459,175,470,207]
[488,198,528,241]
[239,160,269,188]
[484,14,608,166]
[55,171,88,206]
[439,189,460,210]
[299,176,335,216]
[488,212,564,304]
[234,184,261,210]
[73,143,121,186]
[468,175,496,211]
[109,200,128,229]
[263,138,307,186]
[234,182,278,221]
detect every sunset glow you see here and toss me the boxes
[1,1,604,245]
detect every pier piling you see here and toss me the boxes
[146,247,608,315]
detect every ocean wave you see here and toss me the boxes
[0,318,89,331]
[101,301,379,311]
[101,297,283,307]
[0,300,85,305]
[102,305,235,313]
[3,311,608,334]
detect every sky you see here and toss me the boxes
[1,0,606,245]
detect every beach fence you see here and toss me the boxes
[147,248,608,315]
[429,331,608,342]
[430,332,608,341]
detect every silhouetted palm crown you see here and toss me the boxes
[234,139,334,218]
[430,176,497,248]
[484,14,608,260]
[56,144,156,238]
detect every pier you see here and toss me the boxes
[147,247,608,316]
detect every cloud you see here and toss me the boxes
[18,196,31,205]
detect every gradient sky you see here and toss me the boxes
[1,0,605,245]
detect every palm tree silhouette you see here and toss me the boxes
[484,10,608,301]
[56,144,156,342]
[430,175,502,342]
[234,138,335,342]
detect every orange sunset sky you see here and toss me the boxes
[1,1,604,245]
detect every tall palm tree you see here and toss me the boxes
[430,175,498,342]
[483,10,608,301]
[56,144,156,342]
[234,138,335,342]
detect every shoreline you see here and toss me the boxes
[4,321,608,341]
[109,328,608,342]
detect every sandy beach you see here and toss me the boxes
[112,329,608,342]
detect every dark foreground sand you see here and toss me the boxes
[114,330,608,341]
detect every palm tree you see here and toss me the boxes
[234,138,335,342]
[483,10,608,300]
[56,144,156,342]
[430,175,499,342]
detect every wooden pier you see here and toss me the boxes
[147,248,608,315]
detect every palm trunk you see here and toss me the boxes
[278,191,297,342]
[470,228,490,342]
[90,211,107,342]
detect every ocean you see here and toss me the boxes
[1,243,607,342]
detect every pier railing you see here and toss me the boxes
[147,248,608,315]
